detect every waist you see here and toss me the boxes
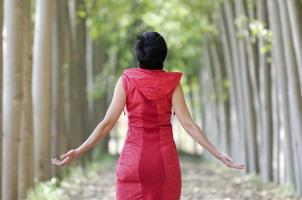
[128,123,172,130]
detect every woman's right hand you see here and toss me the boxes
[218,152,246,170]
[51,149,80,167]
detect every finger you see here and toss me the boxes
[52,159,61,166]
[51,158,60,164]
[56,157,70,167]
[230,163,246,169]
[61,150,72,159]
[238,164,246,169]
[52,156,70,166]
[226,156,233,163]
[60,153,67,159]
[52,158,64,166]
[224,161,232,168]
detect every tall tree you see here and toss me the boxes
[208,36,231,155]
[217,6,236,156]
[0,0,3,197]
[2,0,25,199]
[286,0,302,91]
[50,0,68,178]
[69,0,88,166]
[277,0,302,194]
[32,0,53,181]
[256,0,274,182]
[18,0,34,198]
[222,1,247,165]
[234,0,259,174]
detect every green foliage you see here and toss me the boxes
[249,20,273,54]
[86,0,221,74]
[84,0,224,109]
[234,15,272,54]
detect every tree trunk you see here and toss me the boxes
[0,0,3,197]
[255,0,274,181]
[69,0,88,167]
[267,0,295,188]
[217,5,237,157]
[286,0,302,92]
[277,0,302,195]
[62,0,72,160]
[235,0,259,174]
[32,0,53,182]
[223,1,247,165]
[2,0,25,199]
[50,0,67,178]
[209,37,230,155]
[91,41,108,160]
[18,0,34,198]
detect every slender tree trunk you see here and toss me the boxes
[91,41,108,160]
[0,0,3,197]
[277,0,302,194]
[32,0,53,182]
[217,5,237,157]
[209,37,230,155]
[267,0,295,188]
[198,50,209,159]
[62,0,72,161]
[2,0,25,199]
[286,0,302,92]
[18,0,34,198]
[86,29,95,133]
[254,0,273,181]
[235,0,259,174]
[69,0,88,167]
[51,0,67,178]
[223,1,247,165]
[205,40,222,151]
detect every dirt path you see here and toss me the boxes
[58,155,301,200]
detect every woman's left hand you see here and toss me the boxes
[51,149,80,167]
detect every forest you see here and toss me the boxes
[1,0,302,199]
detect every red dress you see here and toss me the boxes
[116,67,183,200]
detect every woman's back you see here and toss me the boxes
[122,67,182,128]
[116,67,183,200]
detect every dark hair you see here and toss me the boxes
[134,32,167,70]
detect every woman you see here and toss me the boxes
[52,31,245,199]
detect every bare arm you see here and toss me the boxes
[172,83,222,159]
[172,83,245,169]
[52,76,126,166]
[75,76,126,157]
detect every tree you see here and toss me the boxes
[2,0,25,199]
[32,0,53,182]
[18,0,34,198]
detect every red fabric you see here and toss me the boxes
[116,67,182,200]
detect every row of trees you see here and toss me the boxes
[0,0,111,199]
[199,0,302,195]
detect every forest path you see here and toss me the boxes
[59,155,300,200]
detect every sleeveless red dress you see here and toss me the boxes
[115,67,183,200]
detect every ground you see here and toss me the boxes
[55,154,301,200]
